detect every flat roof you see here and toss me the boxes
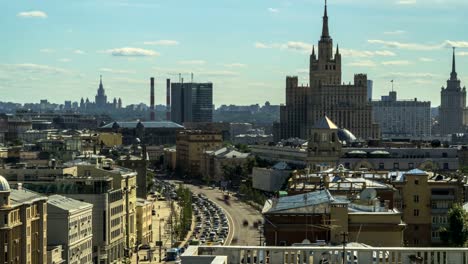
[47,194,93,212]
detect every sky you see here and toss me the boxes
[1,0,468,107]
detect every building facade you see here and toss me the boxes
[171,82,213,124]
[47,195,93,264]
[278,2,379,141]
[372,91,431,138]
[0,176,48,264]
[176,131,223,176]
[135,198,153,245]
[439,49,467,135]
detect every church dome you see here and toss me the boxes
[112,122,120,129]
[0,175,11,192]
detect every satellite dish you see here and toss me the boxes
[360,188,377,201]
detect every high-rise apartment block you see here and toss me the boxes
[372,91,431,138]
[171,82,213,124]
[277,2,379,140]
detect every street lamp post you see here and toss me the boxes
[341,232,348,264]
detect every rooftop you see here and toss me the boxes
[10,188,46,205]
[47,194,93,212]
[101,121,184,129]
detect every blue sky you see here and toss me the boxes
[1,0,467,107]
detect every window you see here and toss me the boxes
[414,209,420,216]
[443,163,449,170]
[442,152,448,158]
[408,163,414,169]
[414,225,419,231]
[379,163,384,170]
[393,163,399,170]
[414,180,419,185]
[414,195,419,203]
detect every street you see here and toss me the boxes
[170,181,264,246]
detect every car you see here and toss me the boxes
[243,220,249,226]
[139,244,151,250]
[216,238,224,244]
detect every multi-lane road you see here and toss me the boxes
[168,180,263,246]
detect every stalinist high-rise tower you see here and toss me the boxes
[439,48,466,135]
[277,1,380,140]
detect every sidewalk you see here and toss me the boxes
[132,199,175,263]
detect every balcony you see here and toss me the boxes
[182,245,468,264]
[431,195,455,201]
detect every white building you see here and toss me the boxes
[47,195,93,264]
[372,91,431,138]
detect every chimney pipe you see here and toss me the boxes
[150,77,155,121]
[166,78,171,121]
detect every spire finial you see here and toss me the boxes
[322,0,330,38]
[451,47,457,80]
[336,43,339,54]
[312,45,315,56]
[100,75,102,84]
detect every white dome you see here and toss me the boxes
[0,175,10,192]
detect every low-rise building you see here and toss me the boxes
[252,162,292,192]
[200,147,250,183]
[262,190,405,247]
[0,176,48,264]
[136,198,153,245]
[47,195,93,264]
[47,245,65,264]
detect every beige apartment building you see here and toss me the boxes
[200,147,250,183]
[47,195,93,264]
[0,176,48,264]
[176,130,223,176]
[136,198,153,245]
[393,169,466,246]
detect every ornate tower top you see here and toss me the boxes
[451,47,457,81]
[322,0,330,39]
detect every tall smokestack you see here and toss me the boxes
[166,78,171,121]
[150,77,155,121]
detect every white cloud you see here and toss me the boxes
[200,70,239,77]
[268,8,279,13]
[40,48,55,53]
[17,11,48,18]
[255,42,271,49]
[178,60,206,65]
[347,60,377,67]
[419,57,434,62]
[384,30,406,35]
[104,47,159,57]
[368,39,468,50]
[381,72,441,79]
[224,63,247,68]
[459,52,468,56]
[381,60,411,65]
[58,58,71,63]
[143,40,179,46]
[397,0,417,5]
[74,50,85,54]
[0,63,69,74]
[445,41,468,48]
[286,41,311,52]
[99,68,135,74]
[341,49,396,57]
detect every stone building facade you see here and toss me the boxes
[439,48,467,135]
[278,2,379,141]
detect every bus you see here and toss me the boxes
[166,248,179,261]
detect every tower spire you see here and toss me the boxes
[451,47,457,80]
[312,45,316,57]
[100,75,102,84]
[336,43,339,55]
[322,0,330,38]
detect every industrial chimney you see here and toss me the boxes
[150,77,155,121]
[166,78,171,121]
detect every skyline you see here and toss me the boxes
[1,0,468,106]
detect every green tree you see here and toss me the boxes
[440,204,468,246]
